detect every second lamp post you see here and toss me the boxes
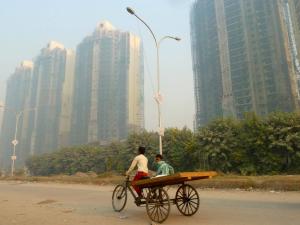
[126,7,180,155]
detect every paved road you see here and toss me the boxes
[0,181,299,225]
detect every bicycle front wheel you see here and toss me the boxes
[112,184,127,212]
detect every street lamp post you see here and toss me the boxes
[0,104,36,176]
[126,7,181,155]
[11,111,22,176]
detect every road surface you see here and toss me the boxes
[0,181,299,225]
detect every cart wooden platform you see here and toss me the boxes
[112,171,217,223]
[134,171,217,188]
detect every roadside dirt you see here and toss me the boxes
[0,181,300,225]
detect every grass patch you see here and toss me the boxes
[1,173,300,191]
[191,175,300,191]
[0,171,123,186]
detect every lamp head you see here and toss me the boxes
[126,7,135,15]
[174,37,181,41]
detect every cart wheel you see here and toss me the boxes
[112,184,127,212]
[175,184,200,216]
[146,187,170,223]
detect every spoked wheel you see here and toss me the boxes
[175,184,200,216]
[146,187,170,223]
[112,184,127,212]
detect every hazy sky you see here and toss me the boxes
[0,0,195,131]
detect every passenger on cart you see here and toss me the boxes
[126,146,149,200]
[155,154,174,177]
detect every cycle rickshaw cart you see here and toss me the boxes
[112,171,217,223]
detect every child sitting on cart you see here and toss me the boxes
[155,154,174,177]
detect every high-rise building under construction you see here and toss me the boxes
[0,61,33,168]
[71,21,144,145]
[289,0,300,72]
[0,42,75,169]
[291,0,300,29]
[29,42,75,155]
[191,0,300,127]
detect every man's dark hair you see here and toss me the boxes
[138,146,146,154]
[155,154,163,159]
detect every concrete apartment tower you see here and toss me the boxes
[0,61,33,169]
[71,21,144,146]
[288,0,300,84]
[0,103,3,132]
[28,41,75,155]
[291,0,300,29]
[191,0,300,127]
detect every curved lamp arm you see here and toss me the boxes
[126,7,158,48]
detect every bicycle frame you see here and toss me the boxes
[124,176,139,199]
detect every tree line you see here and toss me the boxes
[26,112,300,176]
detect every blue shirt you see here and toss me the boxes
[156,161,174,176]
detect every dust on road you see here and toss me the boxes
[0,181,299,225]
